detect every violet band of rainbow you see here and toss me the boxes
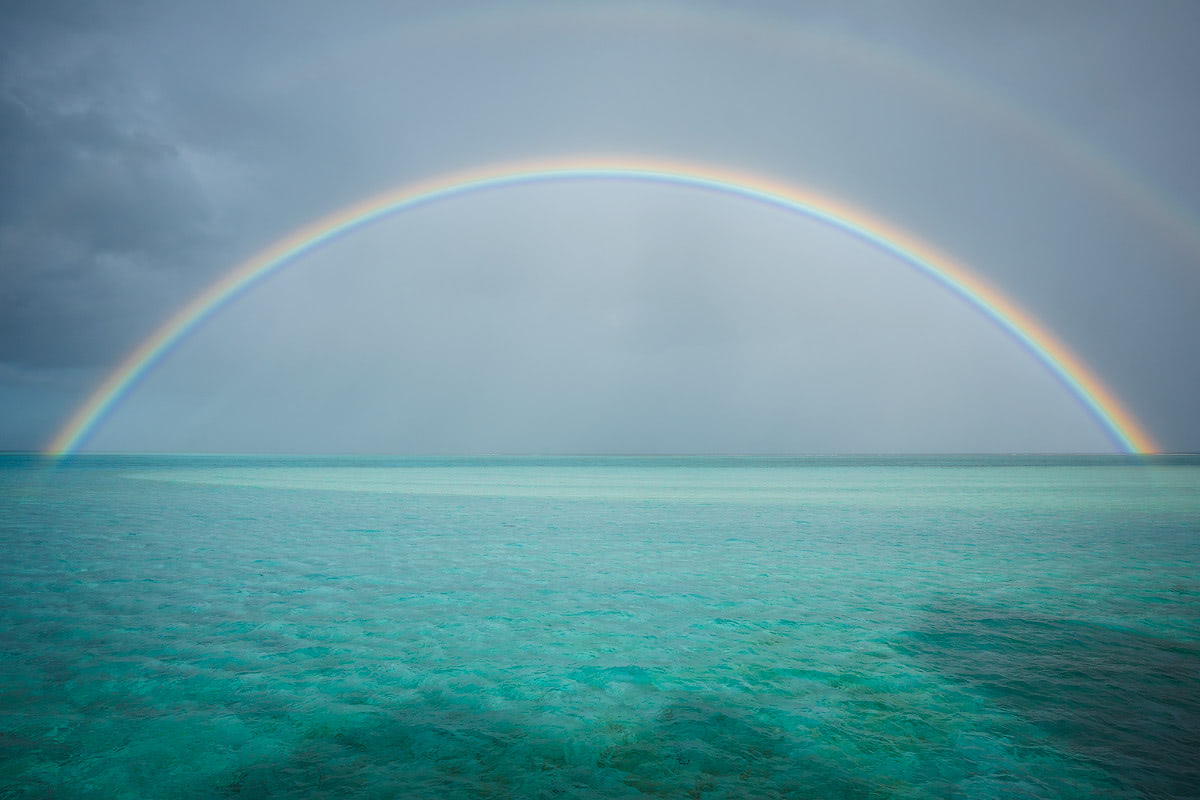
[45,157,1159,455]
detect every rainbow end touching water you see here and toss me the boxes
[45,157,1159,456]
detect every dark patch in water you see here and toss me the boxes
[898,598,1200,798]
[220,692,882,799]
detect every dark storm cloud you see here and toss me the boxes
[0,95,204,257]
[0,6,216,369]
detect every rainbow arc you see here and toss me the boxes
[46,158,1159,455]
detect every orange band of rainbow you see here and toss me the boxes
[46,157,1159,455]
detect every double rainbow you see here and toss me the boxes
[46,157,1159,455]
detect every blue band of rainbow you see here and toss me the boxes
[46,157,1159,455]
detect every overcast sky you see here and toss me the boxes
[2,0,1198,453]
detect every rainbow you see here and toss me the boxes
[46,157,1159,455]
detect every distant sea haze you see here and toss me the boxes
[2,455,1197,797]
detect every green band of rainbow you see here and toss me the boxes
[46,157,1159,455]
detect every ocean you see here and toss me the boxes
[1,455,1197,798]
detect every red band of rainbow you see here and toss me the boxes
[46,158,1159,455]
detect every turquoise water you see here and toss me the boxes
[1,455,1198,798]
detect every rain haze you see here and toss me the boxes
[3,1,1199,454]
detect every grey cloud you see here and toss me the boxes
[0,33,217,368]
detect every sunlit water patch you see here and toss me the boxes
[1,456,1197,798]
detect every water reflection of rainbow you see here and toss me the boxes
[45,158,1159,455]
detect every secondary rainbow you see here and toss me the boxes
[45,157,1159,455]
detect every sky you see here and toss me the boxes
[2,0,1198,454]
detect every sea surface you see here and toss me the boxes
[1,455,1198,799]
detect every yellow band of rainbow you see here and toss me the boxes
[45,157,1159,455]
